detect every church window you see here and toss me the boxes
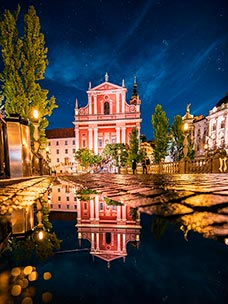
[212,123,216,131]
[104,101,110,114]
[220,120,225,129]
[82,139,86,147]
[100,203,104,210]
[105,232,111,244]
[98,139,102,147]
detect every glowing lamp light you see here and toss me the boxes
[184,122,189,132]
[224,238,228,245]
[38,230,44,240]
[33,109,39,120]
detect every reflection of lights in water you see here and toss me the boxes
[38,230,44,240]
[224,238,228,245]
[0,265,53,303]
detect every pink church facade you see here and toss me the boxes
[73,73,142,155]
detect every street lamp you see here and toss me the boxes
[183,122,189,158]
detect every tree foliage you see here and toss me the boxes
[151,104,169,164]
[127,127,141,165]
[170,115,184,161]
[102,143,128,166]
[0,5,57,149]
[75,148,101,168]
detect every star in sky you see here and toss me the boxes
[1,0,228,139]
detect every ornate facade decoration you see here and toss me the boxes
[73,73,142,154]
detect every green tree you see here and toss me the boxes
[102,143,128,166]
[75,148,101,168]
[170,115,184,161]
[127,127,141,165]
[151,104,169,164]
[0,6,57,150]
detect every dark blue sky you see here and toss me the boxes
[1,0,228,139]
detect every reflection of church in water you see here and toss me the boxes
[76,196,141,267]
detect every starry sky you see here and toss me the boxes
[1,0,228,139]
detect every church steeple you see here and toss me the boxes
[130,76,139,105]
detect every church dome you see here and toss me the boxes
[215,92,228,108]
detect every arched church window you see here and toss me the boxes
[104,102,110,115]
[105,232,111,244]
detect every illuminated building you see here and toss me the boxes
[206,93,228,152]
[73,73,142,154]
[76,196,141,267]
[46,128,76,173]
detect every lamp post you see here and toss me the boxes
[183,122,189,158]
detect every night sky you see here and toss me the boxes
[1,0,228,139]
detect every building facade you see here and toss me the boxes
[74,73,142,155]
[206,93,228,153]
[46,128,76,173]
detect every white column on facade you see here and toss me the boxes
[117,206,121,221]
[216,118,219,148]
[94,95,97,115]
[88,95,92,115]
[117,233,121,251]
[122,126,126,144]
[91,232,95,250]
[116,127,120,143]
[122,93,125,113]
[208,119,212,149]
[95,196,99,220]
[94,128,98,154]
[96,232,99,250]
[77,199,81,221]
[75,128,79,151]
[225,113,228,146]
[90,199,94,221]
[88,128,93,150]
[122,233,126,252]
[116,93,120,113]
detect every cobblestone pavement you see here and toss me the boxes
[0,176,54,215]
[1,173,228,242]
[59,173,228,242]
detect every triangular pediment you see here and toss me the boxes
[90,81,124,92]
